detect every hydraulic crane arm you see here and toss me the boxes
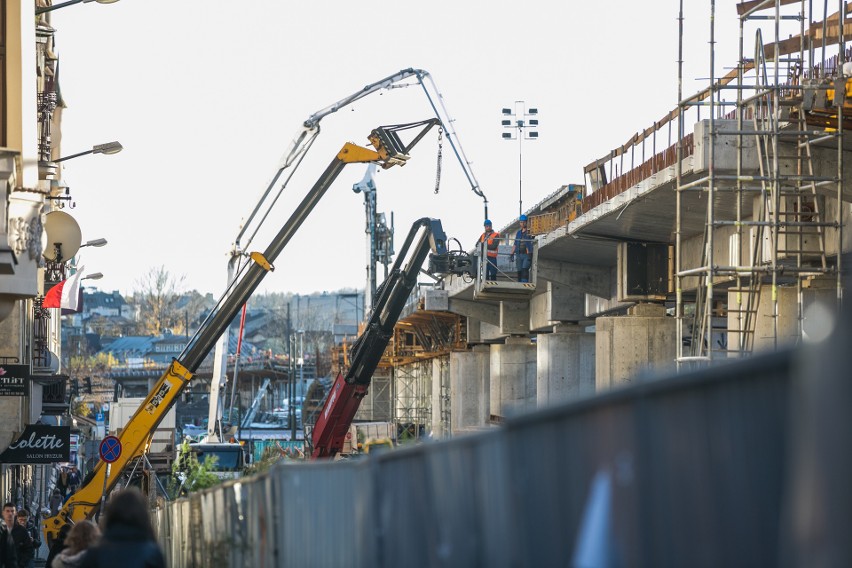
[43,118,441,543]
[310,218,472,459]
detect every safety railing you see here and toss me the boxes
[473,236,537,300]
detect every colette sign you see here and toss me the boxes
[0,424,70,464]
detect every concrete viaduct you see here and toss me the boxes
[384,117,852,436]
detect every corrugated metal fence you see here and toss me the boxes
[151,341,849,567]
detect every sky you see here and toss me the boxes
[49,1,758,297]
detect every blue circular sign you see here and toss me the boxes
[99,435,122,463]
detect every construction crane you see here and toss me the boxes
[309,217,473,459]
[43,119,442,543]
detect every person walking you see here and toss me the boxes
[78,489,165,568]
[510,214,534,283]
[2,504,31,568]
[477,219,500,281]
[55,469,69,502]
[50,521,100,568]
[14,511,37,568]
[0,511,17,568]
[67,468,80,498]
[43,525,70,568]
[48,490,63,517]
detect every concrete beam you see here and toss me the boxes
[530,282,587,330]
[448,298,500,325]
[536,259,612,297]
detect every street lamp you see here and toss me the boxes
[501,102,539,217]
[80,238,108,249]
[36,0,120,15]
[54,141,123,163]
[82,272,103,281]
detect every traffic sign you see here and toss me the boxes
[99,435,122,463]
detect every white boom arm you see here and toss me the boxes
[206,69,486,442]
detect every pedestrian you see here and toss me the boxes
[43,525,70,568]
[48,490,63,518]
[477,219,500,281]
[14,511,37,568]
[67,468,80,497]
[55,469,69,502]
[510,214,534,283]
[2,504,31,568]
[78,489,165,568]
[0,512,17,568]
[50,521,99,568]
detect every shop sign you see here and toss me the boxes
[0,424,70,464]
[0,364,28,396]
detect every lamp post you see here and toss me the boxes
[54,141,123,163]
[36,0,120,15]
[78,272,102,337]
[501,102,539,217]
[45,142,123,205]
[298,329,305,403]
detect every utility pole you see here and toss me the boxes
[286,303,295,439]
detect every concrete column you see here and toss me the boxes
[450,346,490,434]
[431,357,449,439]
[596,303,677,390]
[537,324,595,407]
[490,336,537,418]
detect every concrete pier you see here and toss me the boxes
[536,323,596,406]
[450,346,490,433]
[595,303,677,390]
[431,357,448,439]
[490,336,537,418]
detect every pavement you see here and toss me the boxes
[34,538,49,567]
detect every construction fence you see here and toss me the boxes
[151,323,851,567]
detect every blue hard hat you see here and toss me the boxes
[519,214,527,221]
[483,219,492,226]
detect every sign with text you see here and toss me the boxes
[0,424,70,464]
[0,364,28,396]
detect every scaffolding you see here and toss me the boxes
[677,0,846,367]
[393,360,432,441]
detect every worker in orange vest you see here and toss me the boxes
[478,219,500,280]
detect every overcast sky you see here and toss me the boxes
[50,1,777,297]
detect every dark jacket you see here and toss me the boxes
[0,525,17,568]
[9,524,32,568]
[44,525,70,568]
[78,525,165,568]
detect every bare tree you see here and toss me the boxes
[133,266,186,335]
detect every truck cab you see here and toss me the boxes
[186,442,247,480]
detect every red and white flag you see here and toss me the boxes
[43,266,85,312]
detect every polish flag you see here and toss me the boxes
[43,267,85,312]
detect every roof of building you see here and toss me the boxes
[83,290,128,310]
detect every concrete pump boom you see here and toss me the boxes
[207,69,485,443]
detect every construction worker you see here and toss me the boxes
[510,214,533,282]
[478,219,500,280]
